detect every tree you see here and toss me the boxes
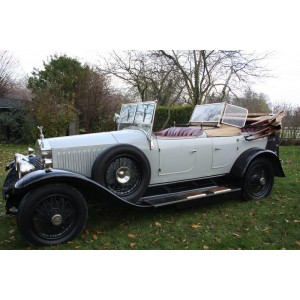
[0,51,21,97]
[99,51,185,105]
[158,50,269,106]
[28,55,123,136]
[27,55,86,136]
[230,88,271,113]
[28,54,85,100]
[75,66,123,133]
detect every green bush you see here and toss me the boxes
[0,108,36,144]
[153,105,194,131]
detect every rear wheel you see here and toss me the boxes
[242,158,274,200]
[17,184,88,246]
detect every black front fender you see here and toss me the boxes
[230,148,285,182]
[13,169,150,208]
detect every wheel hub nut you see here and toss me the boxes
[116,167,131,184]
[52,214,63,226]
[260,178,266,185]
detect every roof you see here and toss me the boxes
[0,98,26,109]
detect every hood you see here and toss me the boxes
[37,128,148,151]
[38,131,118,150]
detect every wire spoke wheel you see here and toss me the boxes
[92,144,151,201]
[17,184,88,246]
[32,194,77,240]
[105,156,142,196]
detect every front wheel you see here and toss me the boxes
[92,144,151,201]
[242,158,274,200]
[17,184,88,246]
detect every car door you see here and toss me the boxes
[157,137,197,176]
[212,136,238,169]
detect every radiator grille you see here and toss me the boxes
[35,156,43,170]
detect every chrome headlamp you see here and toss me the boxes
[15,154,35,178]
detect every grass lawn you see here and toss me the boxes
[0,144,299,250]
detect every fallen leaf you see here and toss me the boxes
[75,245,81,249]
[262,227,270,232]
[67,241,75,244]
[233,233,241,238]
[202,213,207,218]
[191,223,201,229]
[155,222,162,227]
[92,234,98,241]
[96,230,106,234]
[293,220,300,223]
[103,243,110,249]
[249,210,255,216]
[203,245,209,250]
[295,241,300,246]
[9,229,14,235]
[130,242,136,248]
[214,237,221,243]
[152,238,162,245]
[166,220,174,224]
[128,233,137,238]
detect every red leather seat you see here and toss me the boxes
[154,127,203,137]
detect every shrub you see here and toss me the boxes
[153,105,194,131]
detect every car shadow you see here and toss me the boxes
[85,191,242,231]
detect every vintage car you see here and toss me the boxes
[2,101,285,246]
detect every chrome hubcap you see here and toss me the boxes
[116,167,131,184]
[260,177,266,186]
[51,214,63,226]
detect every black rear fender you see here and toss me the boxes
[12,169,148,208]
[230,148,285,183]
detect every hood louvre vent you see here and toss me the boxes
[53,147,105,177]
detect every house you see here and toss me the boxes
[0,97,26,141]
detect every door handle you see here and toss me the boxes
[214,147,222,151]
[191,150,197,153]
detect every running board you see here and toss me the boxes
[139,185,241,207]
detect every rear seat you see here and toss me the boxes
[154,127,204,137]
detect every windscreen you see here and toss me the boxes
[221,104,248,128]
[118,102,156,137]
[190,103,225,123]
[119,103,155,125]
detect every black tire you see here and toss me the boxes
[242,158,274,200]
[17,184,88,246]
[91,144,151,201]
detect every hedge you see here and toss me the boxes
[153,105,194,132]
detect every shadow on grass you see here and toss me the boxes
[85,191,242,232]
